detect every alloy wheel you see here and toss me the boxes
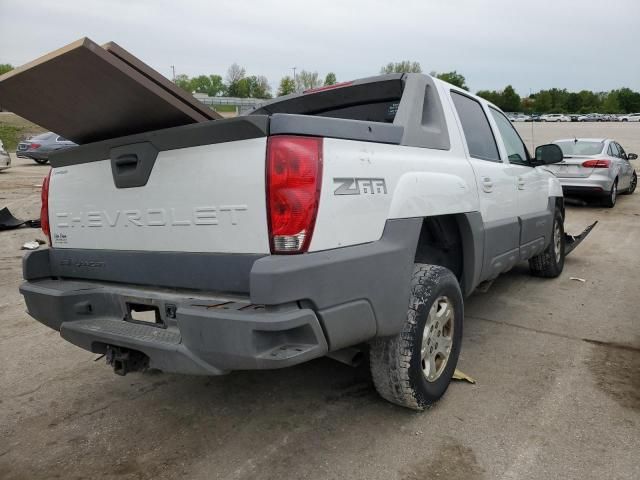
[421,296,455,383]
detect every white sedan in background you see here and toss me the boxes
[0,140,11,171]
[619,113,640,122]
[540,113,570,122]
[545,138,637,207]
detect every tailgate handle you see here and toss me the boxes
[110,142,158,189]
[114,154,139,174]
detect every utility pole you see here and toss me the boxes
[530,87,535,151]
[170,65,176,82]
[292,66,297,90]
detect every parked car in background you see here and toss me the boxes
[578,113,603,122]
[16,132,77,164]
[512,114,529,122]
[540,114,570,122]
[619,113,640,122]
[547,138,637,207]
[0,139,10,171]
[569,114,581,122]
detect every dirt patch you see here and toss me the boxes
[400,437,484,480]
[584,340,640,411]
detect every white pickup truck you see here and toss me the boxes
[20,73,594,410]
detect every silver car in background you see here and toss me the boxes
[545,138,637,207]
[16,132,77,164]
[0,139,10,171]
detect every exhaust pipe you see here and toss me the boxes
[327,347,364,367]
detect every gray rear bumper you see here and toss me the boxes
[19,218,423,374]
[20,279,328,375]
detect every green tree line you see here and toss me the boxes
[173,63,338,99]
[174,63,274,99]
[477,85,640,114]
[380,62,640,114]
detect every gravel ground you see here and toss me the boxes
[1,123,638,480]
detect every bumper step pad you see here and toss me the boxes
[62,317,181,345]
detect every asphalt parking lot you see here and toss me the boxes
[1,123,638,480]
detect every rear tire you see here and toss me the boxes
[529,207,565,278]
[369,265,463,411]
[602,180,617,208]
[33,158,49,165]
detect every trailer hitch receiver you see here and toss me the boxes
[105,345,149,376]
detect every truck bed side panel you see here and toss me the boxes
[310,138,479,251]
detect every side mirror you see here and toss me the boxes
[535,144,563,165]
[628,153,638,160]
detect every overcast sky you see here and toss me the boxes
[1,0,639,95]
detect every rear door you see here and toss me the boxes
[488,107,552,259]
[449,91,520,280]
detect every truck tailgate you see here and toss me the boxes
[49,135,270,254]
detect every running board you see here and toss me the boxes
[565,221,597,256]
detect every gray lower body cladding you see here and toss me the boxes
[20,218,422,374]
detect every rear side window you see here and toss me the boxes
[451,92,500,162]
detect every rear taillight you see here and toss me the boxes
[41,170,52,245]
[581,159,611,168]
[29,143,41,150]
[266,136,323,253]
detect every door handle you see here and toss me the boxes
[517,176,525,190]
[482,177,493,193]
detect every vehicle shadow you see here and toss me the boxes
[3,353,429,480]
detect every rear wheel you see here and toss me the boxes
[33,158,49,165]
[602,180,617,207]
[369,265,463,411]
[529,207,565,278]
